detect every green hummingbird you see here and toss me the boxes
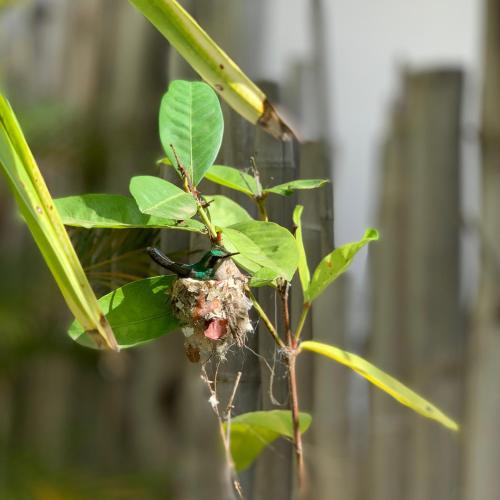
[147,246,239,280]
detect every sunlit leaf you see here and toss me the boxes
[55,194,205,232]
[306,228,379,302]
[265,179,329,196]
[69,276,180,349]
[222,221,298,283]
[292,205,310,293]
[205,195,252,227]
[159,80,223,185]
[225,410,312,471]
[204,165,260,197]
[129,0,293,140]
[0,95,118,350]
[299,340,459,431]
[129,175,197,220]
[248,268,280,288]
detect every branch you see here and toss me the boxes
[279,282,306,491]
[246,287,285,349]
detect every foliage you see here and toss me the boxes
[69,276,180,349]
[300,341,458,431]
[128,0,292,140]
[224,410,312,471]
[0,95,118,351]
[0,78,459,494]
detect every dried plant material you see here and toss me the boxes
[171,260,252,362]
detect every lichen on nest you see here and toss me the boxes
[170,260,253,363]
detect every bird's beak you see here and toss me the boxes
[223,252,240,259]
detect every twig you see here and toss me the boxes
[279,282,306,491]
[225,371,243,418]
[197,202,219,243]
[294,302,311,342]
[201,367,244,499]
[246,287,285,349]
[169,144,219,243]
[287,352,305,491]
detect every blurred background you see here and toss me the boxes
[0,0,497,499]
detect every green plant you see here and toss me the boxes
[54,80,456,492]
[0,80,458,497]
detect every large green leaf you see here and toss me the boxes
[129,175,197,220]
[205,194,252,227]
[265,179,329,196]
[55,193,205,232]
[306,228,379,302]
[0,95,118,351]
[299,341,459,431]
[128,0,292,141]
[69,276,180,349]
[292,205,310,293]
[159,81,223,186]
[225,410,312,471]
[204,165,260,197]
[222,221,298,283]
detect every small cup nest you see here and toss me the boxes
[170,260,252,362]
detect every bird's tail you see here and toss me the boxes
[146,247,192,278]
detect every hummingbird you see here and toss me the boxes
[147,246,240,280]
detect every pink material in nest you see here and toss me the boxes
[204,318,228,340]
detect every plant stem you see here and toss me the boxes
[294,302,310,342]
[197,202,218,243]
[288,351,305,490]
[256,196,269,221]
[246,287,285,349]
[201,367,244,499]
[279,283,305,490]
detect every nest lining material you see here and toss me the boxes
[170,264,252,362]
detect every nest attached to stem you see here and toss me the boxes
[170,261,252,363]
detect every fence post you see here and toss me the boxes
[465,1,500,498]
[370,69,463,500]
[369,98,411,500]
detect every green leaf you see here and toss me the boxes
[225,410,312,471]
[205,195,252,227]
[69,276,181,349]
[0,94,118,351]
[159,80,223,185]
[204,165,260,197]
[129,175,197,220]
[293,205,310,293]
[299,340,459,431]
[248,268,280,288]
[222,221,298,283]
[128,0,293,141]
[265,178,329,196]
[306,228,379,302]
[55,194,205,232]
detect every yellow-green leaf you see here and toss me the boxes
[306,228,379,302]
[292,205,310,293]
[0,95,118,351]
[128,0,293,140]
[204,164,260,197]
[265,179,329,196]
[299,340,459,431]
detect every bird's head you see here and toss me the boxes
[202,248,239,270]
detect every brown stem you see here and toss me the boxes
[288,352,305,490]
[279,282,305,490]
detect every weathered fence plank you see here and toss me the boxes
[465,1,500,499]
[370,69,463,500]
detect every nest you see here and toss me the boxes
[170,260,252,362]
